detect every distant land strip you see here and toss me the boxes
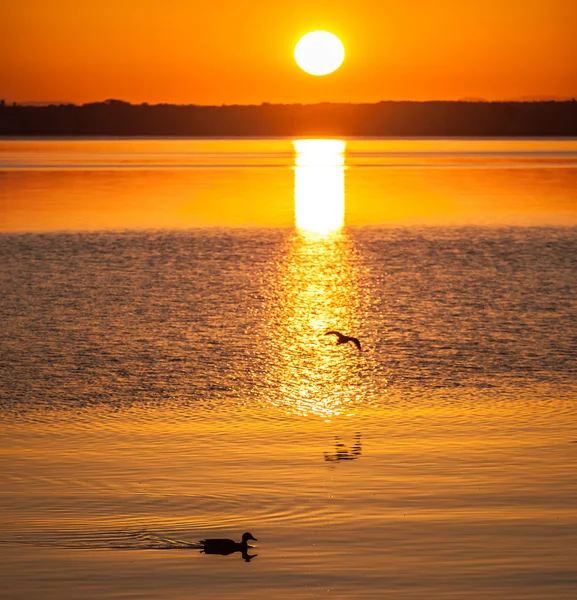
[1,100,577,136]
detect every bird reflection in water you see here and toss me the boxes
[200,532,258,562]
[324,433,362,462]
[258,139,369,418]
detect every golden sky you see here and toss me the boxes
[2,0,576,104]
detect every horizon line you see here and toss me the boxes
[4,97,577,108]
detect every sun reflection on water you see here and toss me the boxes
[293,139,345,236]
[260,140,369,419]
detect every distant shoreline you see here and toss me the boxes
[2,100,577,137]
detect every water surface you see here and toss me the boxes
[0,139,576,599]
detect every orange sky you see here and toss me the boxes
[2,0,576,105]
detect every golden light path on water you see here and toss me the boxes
[293,139,345,236]
[261,139,372,419]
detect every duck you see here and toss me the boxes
[200,532,257,556]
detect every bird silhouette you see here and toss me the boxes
[325,331,362,351]
[200,532,257,561]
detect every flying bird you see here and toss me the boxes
[325,331,362,351]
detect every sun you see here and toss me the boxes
[294,31,345,76]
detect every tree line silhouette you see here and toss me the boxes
[1,99,576,136]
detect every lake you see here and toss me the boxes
[0,138,576,599]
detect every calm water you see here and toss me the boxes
[0,139,576,599]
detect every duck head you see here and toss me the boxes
[242,532,258,543]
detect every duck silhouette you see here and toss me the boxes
[325,331,362,351]
[200,532,258,562]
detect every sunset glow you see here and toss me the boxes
[2,1,576,104]
[2,0,577,596]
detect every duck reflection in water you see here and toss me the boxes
[324,433,362,462]
[200,532,258,562]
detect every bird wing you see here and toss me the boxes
[350,336,362,351]
[325,331,342,337]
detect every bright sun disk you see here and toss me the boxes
[294,31,345,76]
